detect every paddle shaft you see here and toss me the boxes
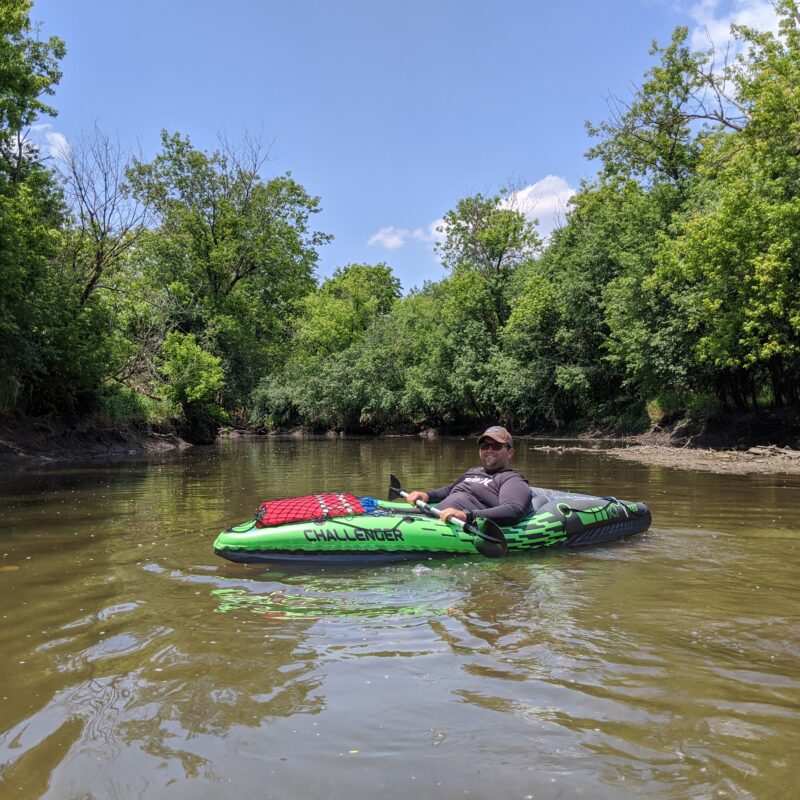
[398,488,470,529]
[389,473,507,557]
[395,486,502,542]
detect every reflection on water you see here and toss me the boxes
[1,437,799,799]
[211,575,453,619]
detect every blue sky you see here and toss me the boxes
[31,0,778,292]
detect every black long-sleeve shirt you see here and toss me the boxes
[426,467,532,526]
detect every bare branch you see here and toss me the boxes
[57,125,153,304]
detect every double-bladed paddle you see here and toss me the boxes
[388,473,508,558]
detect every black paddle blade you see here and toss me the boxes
[471,519,508,559]
[388,473,403,500]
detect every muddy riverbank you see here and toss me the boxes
[0,418,189,469]
[528,441,800,474]
[4,413,800,475]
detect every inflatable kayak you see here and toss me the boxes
[213,484,651,564]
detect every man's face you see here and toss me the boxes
[479,439,513,472]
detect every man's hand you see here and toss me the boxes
[437,507,467,523]
[406,490,429,506]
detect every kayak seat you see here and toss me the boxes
[530,488,552,512]
[529,486,604,513]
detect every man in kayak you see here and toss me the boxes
[406,426,532,527]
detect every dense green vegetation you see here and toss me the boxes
[2,0,799,441]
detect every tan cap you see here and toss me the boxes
[478,425,513,447]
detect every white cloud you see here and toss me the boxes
[367,226,410,250]
[500,175,577,239]
[367,218,446,251]
[687,0,780,53]
[367,177,577,254]
[28,124,70,160]
[411,218,446,244]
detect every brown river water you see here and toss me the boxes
[0,437,798,800]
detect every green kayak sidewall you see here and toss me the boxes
[213,497,650,556]
[214,509,479,555]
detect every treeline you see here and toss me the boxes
[2,0,799,440]
[1,2,326,441]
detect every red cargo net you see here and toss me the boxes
[254,493,366,528]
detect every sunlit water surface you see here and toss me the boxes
[1,437,798,799]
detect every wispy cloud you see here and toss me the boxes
[367,219,446,251]
[367,226,408,250]
[28,124,70,160]
[411,219,446,244]
[367,175,576,253]
[686,0,780,52]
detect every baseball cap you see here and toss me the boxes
[478,426,513,447]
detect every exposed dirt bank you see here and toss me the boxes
[0,418,190,470]
[608,443,800,474]
[4,410,800,475]
[524,407,800,474]
[611,410,800,474]
[530,431,800,475]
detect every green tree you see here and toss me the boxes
[383,273,500,428]
[436,191,541,332]
[0,0,65,184]
[127,130,331,408]
[0,1,88,414]
[591,2,800,415]
[160,332,225,442]
[585,26,747,187]
[0,172,63,411]
[252,263,401,431]
[654,143,800,408]
[293,262,401,358]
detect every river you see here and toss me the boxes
[1,437,798,799]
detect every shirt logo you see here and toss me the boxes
[464,476,493,487]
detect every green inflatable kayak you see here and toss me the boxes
[213,485,652,564]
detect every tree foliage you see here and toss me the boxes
[126,130,330,411]
[293,262,401,358]
[0,0,65,183]
[436,191,541,332]
[4,1,800,438]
